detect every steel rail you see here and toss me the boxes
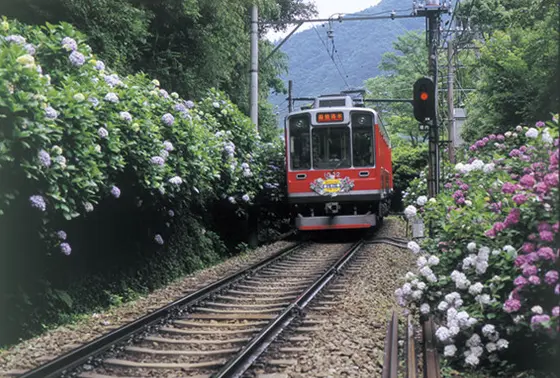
[423,316,441,378]
[406,314,417,378]
[382,310,399,378]
[212,240,364,378]
[19,242,304,378]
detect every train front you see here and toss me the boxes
[285,95,392,231]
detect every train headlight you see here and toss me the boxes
[295,119,305,128]
[357,116,367,125]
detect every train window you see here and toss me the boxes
[311,126,351,169]
[289,117,311,170]
[352,113,374,167]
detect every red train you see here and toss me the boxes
[285,93,393,231]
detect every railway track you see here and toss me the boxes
[20,238,382,378]
[382,311,441,378]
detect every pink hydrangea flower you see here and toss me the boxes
[538,222,552,232]
[522,265,538,277]
[522,242,535,253]
[520,174,536,188]
[505,208,521,226]
[502,182,518,194]
[544,172,559,187]
[528,275,541,285]
[553,222,559,233]
[485,228,496,238]
[539,230,554,242]
[512,194,527,205]
[514,275,528,287]
[504,299,521,313]
[493,222,506,232]
[534,182,549,195]
[545,271,559,285]
[552,306,559,317]
[497,134,505,141]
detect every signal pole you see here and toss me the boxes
[447,37,456,163]
[250,5,259,132]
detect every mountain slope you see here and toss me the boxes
[268,0,424,116]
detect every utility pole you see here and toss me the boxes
[288,80,293,112]
[250,5,259,132]
[427,11,440,198]
[447,37,456,163]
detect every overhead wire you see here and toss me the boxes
[312,23,350,89]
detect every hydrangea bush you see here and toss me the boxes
[398,119,559,373]
[0,18,284,255]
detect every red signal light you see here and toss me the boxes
[420,92,429,101]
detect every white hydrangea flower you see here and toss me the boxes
[407,241,421,254]
[491,249,501,256]
[429,197,436,203]
[417,281,426,291]
[428,255,440,266]
[468,282,484,295]
[411,278,420,286]
[482,324,496,337]
[465,354,480,366]
[505,131,512,137]
[417,256,428,268]
[420,303,430,314]
[525,127,538,138]
[435,326,451,342]
[412,290,423,300]
[426,274,438,283]
[449,325,460,336]
[476,294,491,305]
[404,205,417,219]
[465,200,473,207]
[497,339,509,350]
[402,283,412,295]
[419,266,433,278]
[471,159,484,170]
[483,163,495,173]
[405,271,416,280]
[475,261,489,275]
[444,344,457,357]
[513,315,524,324]
[470,346,484,357]
[457,311,470,328]
[438,301,449,311]
[455,162,465,172]
[467,317,478,327]
[486,342,497,353]
[478,246,490,259]
[417,195,428,206]
[503,245,516,254]
[467,242,477,252]
[542,130,553,144]
[531,306,543,314]
[466,333,481,347]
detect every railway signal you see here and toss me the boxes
[413,77,435,123]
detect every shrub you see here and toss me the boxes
[0,18,285,255]
[398,118,559,374]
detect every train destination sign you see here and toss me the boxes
[316,112,344,123]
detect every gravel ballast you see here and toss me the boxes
[252,217,415,378]
[0,239,297,376]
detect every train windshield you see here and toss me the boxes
[352,113,375,167]
[289,117,311,170]
[312,126,351,169]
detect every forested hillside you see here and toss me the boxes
[268,0,424,113]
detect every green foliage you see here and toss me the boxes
[392,143,428,191]
[459,0,558,142]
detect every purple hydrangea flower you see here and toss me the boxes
[24,43,36,55]
[544,172,559,187]
[110,185,121,198]
[552,306,559,317]
[119,111,132,122]
[45,106,58,120]
[161,113,174,126]
[5,35,26,44]
[512,193,527,205]
[38,149,51,167]
[69,51,85,66]
[514,276,528,287]
[56,230,67,240]
[104,92,119,103]
[88,97,99,107]
[444,183,452,189]
[103,74,121,87]
[496,134,505,141]
[168,210,175,217]
[94,60,105,70]
[539,230,554,242]
[185,100,194,108]
[159,150,169,159]
[97,127,109,138]
[174,103,187,113]
[150,156,165,166]
[168,176,182,185]
[242,194,250,202]
[154,234,164,245]
[60,242,72,255]
[535,121,545,128]
[520,175,536,188]
[163,141,174,151]
[159,89,169,98]
[29,195,46,211]
[501,182,517,194]
[61,37,77,51]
